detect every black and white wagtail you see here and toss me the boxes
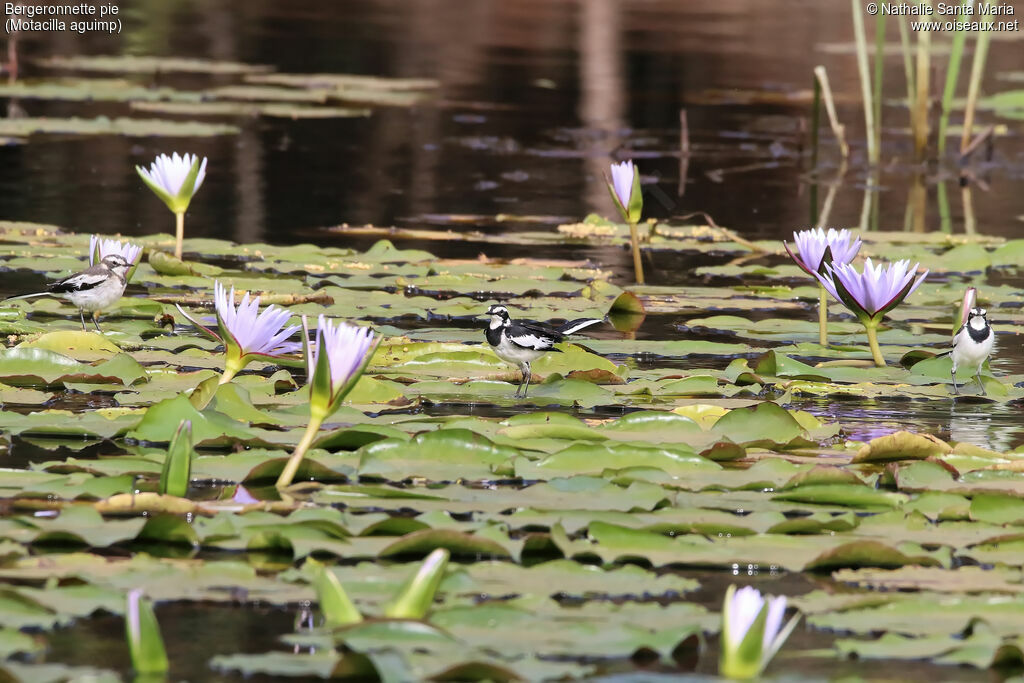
[7,254,132,333]
[485,304,603,398]
[942,306,994,395]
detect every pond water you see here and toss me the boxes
[2,0,1024,680]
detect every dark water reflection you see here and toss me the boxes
[2,0,1023,248]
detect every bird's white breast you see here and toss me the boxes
[65,276,126,311]
[952,325,994,370]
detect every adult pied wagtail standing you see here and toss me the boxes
[6,254,132,333]
[943,306,994,395]
[485,304,603,398]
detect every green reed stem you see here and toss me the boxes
[872,10,886,160]
[852,0,877,164]
[864,321,886,367]
[937,0,970,157]
[936,180,952,233]
[628,222,645,285]
[810,73,821,224]
[818,284,829,347]
[276,418,323,489]
[174,211,185,260]
[961,0,995,155]
[898,16,915,108]
[913,19,931,161]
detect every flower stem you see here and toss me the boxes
[174,211,185,260]
[863,321,886,367]
[219,354,243,385]
[276,417,323,489]
[817,284,829,347]
[628,221,645,285]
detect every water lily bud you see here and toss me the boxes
[606,160,643,225]
[719,585,799,680]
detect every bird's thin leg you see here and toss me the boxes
[79,309,87,332]
[976,370,986,395]
[512,365,523,398]
[951,365,959,396]
[91,311,102,334]
[521,362,532,398]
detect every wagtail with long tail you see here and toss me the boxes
[485,304,603,398]
[6,254,131,333]
[943,306,995,395]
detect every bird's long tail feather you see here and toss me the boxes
[3,292,48,302]
[559,318,603,335]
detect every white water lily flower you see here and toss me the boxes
[720,585,799,680]
[785,227,861,275]
[89,235,143,282]
[606,160,642,224]
[136,152,207,214]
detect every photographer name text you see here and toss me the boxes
[865,2,1018,30]
[875,2,1012,15]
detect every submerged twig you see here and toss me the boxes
[675,211,765,253]
[813,66,848,158]
[960,124,995,162]
[153,291,334,307]
[815,158,848,228]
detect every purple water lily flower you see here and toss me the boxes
[785,228,861,275]
[784,228,862,347]
[213,281,301,357]
[176,281,301,382]
[815,258,928,366]
[276,315,379,489]
[308,315,377,409]
[816,258,928,321]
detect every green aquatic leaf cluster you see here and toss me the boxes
[1,220,1024,677]
[0,57,438,144]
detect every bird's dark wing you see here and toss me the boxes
[47,265,109,294]
[559,318,603,335]
[506,321,561,350]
